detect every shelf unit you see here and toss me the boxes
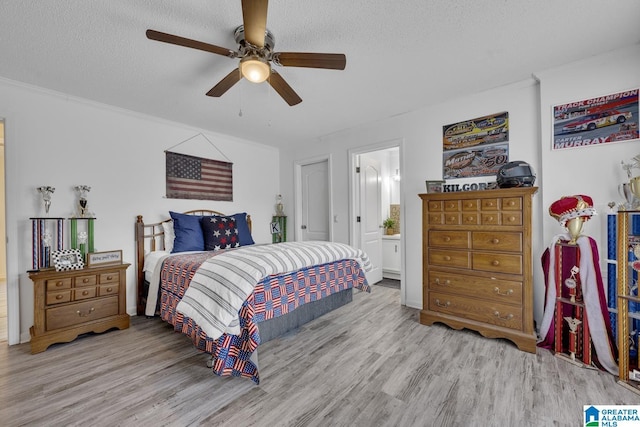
[616,209,640,393]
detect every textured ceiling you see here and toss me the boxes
[1,1,639,149]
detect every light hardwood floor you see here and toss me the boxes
[0,284,638,426]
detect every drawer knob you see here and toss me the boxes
[492,260,500,266]
[83,278,89,283]
[107,276,113,280]
[494,287,513,296]
[435,299,451,308]
[56,281,64,287]
[107,287,113,292]
[443,236,451,242]
[494,311,514,321]
[507,216,516,223]
[76,307,95,317]
[443,256,451,261]
[486,216,494,221]
[56,294,63,300]
[467,216,474,221]
[491,238,500,244]
[82,290,89,296]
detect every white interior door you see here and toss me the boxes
[301,160,330,241]
[359,155,383,284]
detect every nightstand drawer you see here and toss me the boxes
[46,296,119,330]
[46,278,71,291]
[99,272,119,284]
[74,287,97,300]
[76,274,97,287]
[99,284,119,296]
[46,290,71,305]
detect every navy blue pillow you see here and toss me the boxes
[201,215,240,250]
[233,212,255,246]
[169,211,205,253]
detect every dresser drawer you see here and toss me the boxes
[46,278,71,291]
[472,252,522,275]
[428,291,523,330]
[46,296,119,331]
[428,249,470,269]
[99,283,119,296]
[428,200,444,212]
[501,211,522,226]
[74,287,97,300]
[429,230,470,249]
[428,213,444,225]
[472,232,522,252]
[46,290,71,305]
[99,271,120,284]
[75,274,97,287]
[501,197,522,211]
[427,270,523,303]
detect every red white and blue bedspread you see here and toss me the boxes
[158,244,370,384]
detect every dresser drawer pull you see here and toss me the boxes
[106,287,113,292]
[494,311,513,321]
[491,238,500,244]
[506,216,516,223]
[491,260,500,266]
[76,307,95,317]
[443,256,451,261]
[56,294,63,300]
[443,236,451,242]
[82,278,90,283]
[486,216,494,221]
[435,299,450,308]
[448,216,456,222]
[434,278,451,286]
[56,281,64,287]
[82,290,89,296]
[493,287,513,296]
[106,275,113,280]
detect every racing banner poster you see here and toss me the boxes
[553,88,639,150]
[442,111,509,179]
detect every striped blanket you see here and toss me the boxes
[176,241,372,340]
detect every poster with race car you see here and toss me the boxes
[442,112,509,178]
[552,88,639,150]
[443,143,509,179]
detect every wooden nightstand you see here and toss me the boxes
[28,263,130,354]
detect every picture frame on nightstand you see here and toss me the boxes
[86,249,123,267]
[51,248,84,271]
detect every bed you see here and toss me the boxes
[135,210,371,384]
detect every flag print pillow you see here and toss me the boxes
[201,215,240,250]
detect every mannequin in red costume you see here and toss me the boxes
[538,195,618,375]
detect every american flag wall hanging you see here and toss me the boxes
[165,151,233,201]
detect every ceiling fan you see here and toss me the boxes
[146,0,346,106]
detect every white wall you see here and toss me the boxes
[281,44,640,328]
[0,78,280,343]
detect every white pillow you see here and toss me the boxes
[162,220,175,252]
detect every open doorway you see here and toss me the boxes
[0,120,6,342]
[349,141,404,303]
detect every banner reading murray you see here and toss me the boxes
[553,88,639,150]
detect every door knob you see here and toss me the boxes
[301,225,307,229]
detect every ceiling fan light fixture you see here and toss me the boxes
[240,55,271,83]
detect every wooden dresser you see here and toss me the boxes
[419,187,538,353]
[29,263,130,354]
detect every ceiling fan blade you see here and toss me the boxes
[146,29,235,58]
[241,0,268,47]
[268,71,302,106]
[274,52,346,70]
[206,68,242,97]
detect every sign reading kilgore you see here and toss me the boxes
[87,250,123,267]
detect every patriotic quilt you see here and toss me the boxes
[177,241,372,340]
[156,242,371,384]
